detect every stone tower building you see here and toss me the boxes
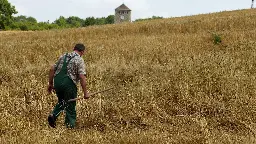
[114,4,131,24]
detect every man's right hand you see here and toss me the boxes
[47,84,54,94]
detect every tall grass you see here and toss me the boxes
[1,9,256,143]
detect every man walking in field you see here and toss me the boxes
[47,43,89,128]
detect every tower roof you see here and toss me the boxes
[115,4,131,11]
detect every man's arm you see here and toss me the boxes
[79,74,89,99]
[48,65,55,93]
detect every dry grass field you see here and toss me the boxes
[1,9,256,144]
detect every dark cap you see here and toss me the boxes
[74,43,85,52]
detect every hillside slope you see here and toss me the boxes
[1,9,256,143]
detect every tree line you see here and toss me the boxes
[0,0,163,31]
[6,15,115,31]
[134,16,163,22]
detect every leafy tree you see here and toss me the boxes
[66,16,84,27]
[8,21,19,29]
[14,15,27,22]
[135,16,163,22]
[105,15,114,24]
[19,23,29,31]
[95,17,105,25]
[12,15,38,30]
[14,15,37,23]
[37,22,50,30]
[26,16,37,23]
[83,17,95,26]
[152,16,163,19]
[0,0,17,29]
[47,23,59,30]
[54,16,67,27]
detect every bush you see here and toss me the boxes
[212,33,222,45]
[19,24,29,31]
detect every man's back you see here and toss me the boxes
[54,51,86,85]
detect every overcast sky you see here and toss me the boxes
[9,0,253,22]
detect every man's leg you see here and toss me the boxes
[51,100,65,117]
[65,101,76,128]
[48,91,64,128]
[64,81,77,128]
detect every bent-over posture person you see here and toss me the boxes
[47,43,89,128]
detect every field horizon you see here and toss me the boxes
[1,8,256,143]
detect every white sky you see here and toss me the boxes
[8,0,253,22]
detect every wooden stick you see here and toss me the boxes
[68,87,114,102]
